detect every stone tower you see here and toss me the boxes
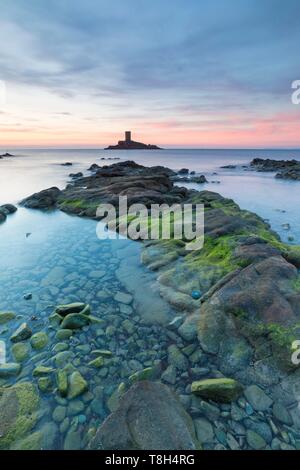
[125,131,131,142]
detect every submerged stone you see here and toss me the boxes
[30,331,49,350]
[191,290,202,300]
[191,378,243,403]
[55,303,88,316]
[0,363,21,378]
[55,329,73,340]
[33,366,54,376]
[68,371,88,399]
[37,376,53,392]
[11,342,30,362]
[88,357,104,368]
[0,312,16,324]
[10,323,32,343]
[56,369,68,397]
[61,313,90,329]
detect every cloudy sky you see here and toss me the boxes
[0,0,300,148]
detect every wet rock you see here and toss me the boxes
[88,356,104,368]
[33,366,54,376]
[191,378,243,403]
[64,429,82,450]
[0,363,21,378]
[246,429,266,450]
[272,401,293,425]
[30,332,49,350]
[68,371,88,399]
[129,366,158,384]
[37,376,53,392]
[20,187,61,209]
[11,343,30,363]
[244,385,273,411]
[161,365,177,385]
[114,292,133,304]
[168,345,188,371]
[61,313,90,329]
[53,350,74,368]
[194,418,214,444]
[10,323,32,343]
[55,302,89,317]
[55,329,73,341]
[89,381,199,450]
[0,312,16,324]
[0,381,40,449]
[56,370,68,397]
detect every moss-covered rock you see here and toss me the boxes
[11,342,30,362]
[61,313,90,329]
[0,311,16,324]
[88,356,104,368]
[56,369,68,397]
[0,382,40,449]
[30,331,49,350]
[68,371,88,399]
[191,378,243,403]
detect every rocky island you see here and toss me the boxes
[105,131,162,150]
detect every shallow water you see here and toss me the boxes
[0,208,175,449]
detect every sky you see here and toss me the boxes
[0,0,300,148]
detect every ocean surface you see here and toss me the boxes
[1,148,299,244]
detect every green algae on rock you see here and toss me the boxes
[0,381,40,449]
[0,311,16,324]
[191,378,243,403]
[68,371,88,399]
[30,331,49,350]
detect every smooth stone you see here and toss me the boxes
[114,292,133,305]
[67,400,85,416]
[0,362,21,377]
[88,357,104,368]
[38,376,52,392]
[191,378,243,403]
[90,349,112,358]
[33,366,54,376]
[244,385,273,411]
[272,402,293,425]
[246,430,266,450]
[194,418,214,443]
[0,312,16,324]
[55,329,73,340]
[56,369,68,397]
[11,342,30,362]
[129,367,157,384]
[53,351,74,368]
[55,303,87,316]
[53,342,69,353]
[68,371,88,399]
[53,405,67,423]
[30,332,49,350]
[64,429,82,450]
[191,290,202,300]
[61,313,90,330]
[10,323,32,342]
[168,345,188,371]
[161,365,177,385]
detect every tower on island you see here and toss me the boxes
[105,131,162,150]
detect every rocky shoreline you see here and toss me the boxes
[250,158,300,181]
[1,160,300,450]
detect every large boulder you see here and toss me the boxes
[20,187,61,209]
[89,381,199,450]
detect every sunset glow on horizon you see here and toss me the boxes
[1,0,300,149]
